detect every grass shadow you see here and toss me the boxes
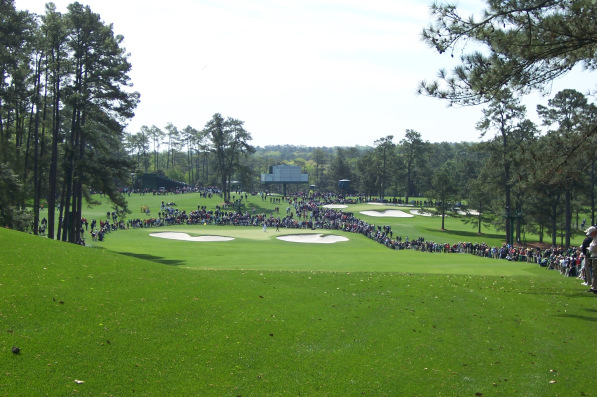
[422,227,503,241]
[118,252,186,266]
[241,201,282,214]
[554,310,597,322]
[521,289,597,299]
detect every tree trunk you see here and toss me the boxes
[503,124,512,246]
[539,223,544,243]
[47,56,62,240]
[565,189,572,248]
[57,182,66,241]
[62,99,81,242]
[405,163,412,204]
[31,64,43,235]
[551,202,557,247]
[590,164,595,225]
[0,99,4,163]
[73,122,86,244]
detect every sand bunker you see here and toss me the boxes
[410,209,435,217]
[458,210,480,216]
[359,210,413,218]
[322,204,348,209]
[409,209,480,217]
[150,232,234,242]
[277,234,349,244]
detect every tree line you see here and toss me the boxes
[0,1,139,243]
[418,0,597,247]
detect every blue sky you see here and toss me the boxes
[15,0,596,147]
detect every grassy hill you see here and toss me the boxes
[1,223,595,396]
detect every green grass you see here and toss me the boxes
[2,193,595,396]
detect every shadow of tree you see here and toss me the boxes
[554,311,597,322]
[422,227,503,241]
[118,252,186,266]
[238,201,283,215]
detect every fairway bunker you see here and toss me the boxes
[149,232,234,242]
[359,209,414,218]
[277,234,349,244]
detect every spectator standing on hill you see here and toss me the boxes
[583,226,597,293]
[581,230,593,285]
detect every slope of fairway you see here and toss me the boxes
[2,228,596,396]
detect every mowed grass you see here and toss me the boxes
[2,193,595,396]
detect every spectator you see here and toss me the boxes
[585,226,597,293]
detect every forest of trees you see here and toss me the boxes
[1,0,596,249]
[0,1,138,243]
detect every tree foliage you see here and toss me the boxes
[420,0,597,105]
[427,161,459,230]
[204,113,255,203]
[373,136,396,200]
[420,0,597,245]
[398,130,426,203]
[0,162,31,230]
[0,1,138,242]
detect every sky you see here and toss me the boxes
[14,0,597,148]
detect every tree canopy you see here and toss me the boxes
[419,0,597,105]
[0,1,139,241]
[204,113,255,203]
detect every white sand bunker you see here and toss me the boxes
[322,204,348,209]
[410,209,436,217]
[277,234,349,244]
[150,232,234,242]
[458,210,480,216]
[360,210,413,218]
